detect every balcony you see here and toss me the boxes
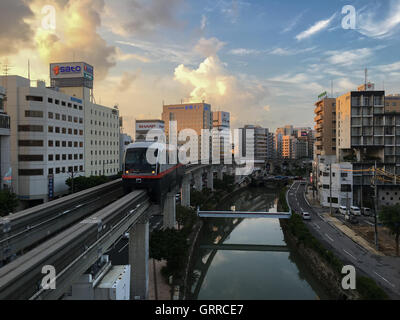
[314,114,323,122]
[0,113,10,131]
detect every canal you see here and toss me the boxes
[187,187,331,300]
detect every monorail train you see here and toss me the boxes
[122,141,184,204]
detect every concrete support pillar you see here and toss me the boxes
[163,192,176,229]
[217,168,224,180]
[194,172,203,191]
[129,220,149,300]
[207,169,214,190]
[181,178,191,207]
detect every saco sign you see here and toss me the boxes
[50,62,93,79]
[52,65,81,76]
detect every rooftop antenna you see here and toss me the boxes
[331,79,333,98]
[28,59,31,82]
[365,68,368,87]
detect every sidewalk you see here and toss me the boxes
[305,190,383,256]
[148,259,171,300]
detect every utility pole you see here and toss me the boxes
[329,163,333,216]
[373,161,379,249]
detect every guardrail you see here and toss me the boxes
[0,190,150,300]
[0,179,123,263]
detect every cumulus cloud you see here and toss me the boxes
[0,0,34,56]
[31,0,117,80]
[116,71,140,92]
[174,56,270,127]
[194,37,226,57]
[296,13,336,41]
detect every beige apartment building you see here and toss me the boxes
[314,98,336,157]
[162,103,213,161]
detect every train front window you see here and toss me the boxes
[125,148,157,173]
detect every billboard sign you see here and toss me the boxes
[50,62,94,80]
[318,91,328,100]
[136,121,165,131]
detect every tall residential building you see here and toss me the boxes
[240,125,270,167]
[212,111,231,162]
[162,103,213,162]
[282,135,295,159]
[50,62,120,178]
[0,86,11,190]
[314,98,337,157]
[335,84,400,207]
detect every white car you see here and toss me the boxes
[339,206,348,215]
[362,207,371,216]
[350,206,361,216]
[302,212,311,220]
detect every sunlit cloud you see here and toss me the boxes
[296,13,336,41]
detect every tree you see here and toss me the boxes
[379,205,400,256]
[0,189,19,217]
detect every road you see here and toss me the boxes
[287,181,400,299]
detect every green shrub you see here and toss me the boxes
[357,276,389,300]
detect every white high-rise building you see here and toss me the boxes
[0,86,11,190]
[0,76,85,205]
[0,62,120,206]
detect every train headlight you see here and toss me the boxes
[125,170,129,174]
[152,171,155,174]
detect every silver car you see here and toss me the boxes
[302,212,311,221]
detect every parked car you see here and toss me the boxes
[362,207,371,216]
[350,206,361,216]
[339,206,348,215]
[302,212,311,221]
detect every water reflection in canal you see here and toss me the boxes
[187,187,330,300]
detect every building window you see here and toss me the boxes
[61,101,66,106]
[55,140,60,147]
[48,140,54,147]
[48,168,54,175]
[55,127,60,133]
[49,154,54,161]
[18,140,43,147]
[55,113,60,120]
[18,169,43,176]
[48,126,54,133]
[55,99,60,105]
[18,155,44,161]
[62,154,66,160]
[48,98,53,103]
[26,95,43,102]
[18,125,43,132]
[56,168,61,174]
[25,110,43,118]
[62,114,66,121]
[341,184,352,192]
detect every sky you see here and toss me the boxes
[2,0,400,137]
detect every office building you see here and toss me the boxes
[119,133,133,171]
[162,103,212,162]
[0,86,11,190]
[0,62,120,206]
[0,76,85,205]
[212,111,231,162]
[135,119,165,141]
[51,62,120,177]
[317,159,354,208]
